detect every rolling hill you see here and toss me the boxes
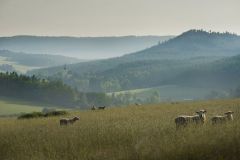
[106,54,240,101]
[0,50,82,73]
[29,30,240,101]
[0,35,173,59]
[127,29,240,59]
[30,30,240,76]
[165,54,240,89]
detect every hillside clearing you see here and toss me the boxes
[108,85,226,101]
[0,97,61,116]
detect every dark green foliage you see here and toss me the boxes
[0,72,77,106]
[0,72,117,107]
[167,54,240,89]
[44,111,67,117]
[32,57,226,93]
[18,112,44,119]
[18,110,68,119]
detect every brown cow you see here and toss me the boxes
[60,116,80,126]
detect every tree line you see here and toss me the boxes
[0,72,160,108]
[0,72,112,108]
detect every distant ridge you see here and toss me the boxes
[0,50,82,73]
[164,29,238,47]
[127,29,240,59]
[0,35,174,59]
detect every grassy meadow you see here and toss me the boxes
[0,98,44,116]
[108,85,225,102]
[1,99,240,160]
[0,97,65,116]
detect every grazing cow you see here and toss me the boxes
[211,111,234,124]
[175,110,207,129]
[98,106,106,110]
[171,102,179,105]
[60,116,80,126]
[135,103,142,106]
[91,105,96,110]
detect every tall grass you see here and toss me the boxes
[0,99,240,160]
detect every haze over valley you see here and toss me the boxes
[1,29,240,104]
[0,35,173,59]
[1,0,240,159]
[28,30,240,102]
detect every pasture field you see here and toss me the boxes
[108,85,225,101]
[0,99,240,160]
[0,98,44,116]
[0,97,62,116]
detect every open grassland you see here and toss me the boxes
[0,97,63,116]
[1,99,240,160]
[0,98,44,116]
[109,85,224,101]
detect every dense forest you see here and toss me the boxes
[165,55,240,89]
[0,72,160,107]
[41,58,208,92]
[0,72,112,108]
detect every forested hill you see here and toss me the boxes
[0,72,113,108]
[0,35,173,59]
[163,54,240,89]
[126,29,240,59]
[30,30,240,75]
[29,30,240,93]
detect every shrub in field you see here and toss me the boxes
[44,111,67,117]
[18,110,67,119]
[18,112,44,119]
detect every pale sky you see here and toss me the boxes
[0,0,240,36]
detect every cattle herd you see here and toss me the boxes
[91,105,106,110]
[59,106,106,126]
[59,106,234,128]
[175,109,234,129]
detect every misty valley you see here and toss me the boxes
[1,29,240,160]
[1,1,240,159]
[1,30,239,108]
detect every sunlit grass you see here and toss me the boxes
[0,99,43,116]
[108,85,224,101]
[0,99,240,160]
[0,97,63,116]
